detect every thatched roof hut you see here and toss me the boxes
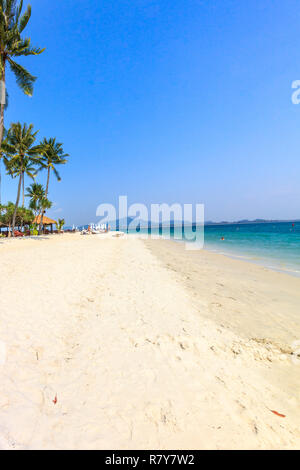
[34,215,57,232]
[33,215,57,225]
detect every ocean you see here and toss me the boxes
[127,221,300,276]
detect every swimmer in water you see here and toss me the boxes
[221,236,225,241]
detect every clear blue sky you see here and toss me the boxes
[3,0,300,224]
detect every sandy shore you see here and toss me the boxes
[0,233,299,449]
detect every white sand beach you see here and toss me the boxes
[0,233,299,449]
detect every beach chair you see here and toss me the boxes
[13,230,24,237]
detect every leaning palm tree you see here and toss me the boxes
[0,0,45,203]
[2,122,41,236]
[38,137,68,230]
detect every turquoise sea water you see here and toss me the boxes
[128,221,300,276]
[201,221,300,276]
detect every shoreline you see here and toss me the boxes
[144,237,300,344]
[204,245,300,278]
[140,235,300,278]
[0,234,299,449]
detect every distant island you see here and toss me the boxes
[96,217,300,230]
[66,218,299,230]
[204,219,300,226]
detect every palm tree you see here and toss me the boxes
[56,218,65,232]
[26,181,52,233]
[25,181,44,216]
[26,181,44,205]
[2,122,41,236]
[38,137,68,231]
[0,0,45,203]
[0,201,4,232]
[38,196,52,232]
[39,138,69,196]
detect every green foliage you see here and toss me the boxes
[26,181,52,216]
[0,0,45,96]
[56,218,65,231]
[2,122,41,163]
[26,182,45,211]
[0,200,33,226]
[0,200,14,226]
[2,122,41,182]
[39,137,69,193]
[0,4,69,234]
[29,223,38,235]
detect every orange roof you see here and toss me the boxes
[33,215,57,225]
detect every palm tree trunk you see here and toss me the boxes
[39,167,50,234]
[22,173,25,206]
[0,102,4,207]
[45,167,50,197]
[39,166,50,233]
[38,207,43,235]
[11,172,23,237]
[0,67,6,206]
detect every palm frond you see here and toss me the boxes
[7,57,36,95]
[4,121,40,181]
[1,140,15,154]
[12,38,45,56]
[53,166,61,181]
[14,45,45,56]
[18,3,30,33]
[5,0,18,18]
[0,2,44,101]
